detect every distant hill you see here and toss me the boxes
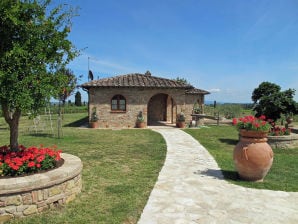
[205,100,252,105]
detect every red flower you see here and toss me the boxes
[259,115,266,120]
[36,155,45,163]
[28,161,35,168]
[0,145,62,176]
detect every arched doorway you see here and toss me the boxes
[147,93,176,125]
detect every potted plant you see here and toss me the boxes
[176,112,186,128]
[232,115,273,182]
[136,111,145,128]
[89,107,99,128]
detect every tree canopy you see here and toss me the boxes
[75,91,82,106]
[173,77,190,85]
[56,68,77,105]
[0,0,78,150]
[252,82,297,121]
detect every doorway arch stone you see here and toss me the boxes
[147,93,176,125]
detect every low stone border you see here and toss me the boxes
[0,153,83,222]
[268,133,298,149]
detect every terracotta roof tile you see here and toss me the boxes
[186,88,210,95]
[81,73,193,89]
[81,73,209,95]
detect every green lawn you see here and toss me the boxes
[185,126,298,192]
[0,113,167,224]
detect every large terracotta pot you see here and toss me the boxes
[176,121,186,128]
[233,129,274,182]
[136,122,145,128]
[89,121,99,128]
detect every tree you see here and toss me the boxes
[75,91,82,106]
[0,0,78,151]
[56,68,77,106]
[252,82,297,121]
[173,77,190,85]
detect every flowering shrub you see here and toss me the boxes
[232,115,271,132]
[0,145,62,177]
[269,126,291,136]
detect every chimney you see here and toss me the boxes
[145,71,151,76]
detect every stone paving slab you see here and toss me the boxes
[138,128,298,224]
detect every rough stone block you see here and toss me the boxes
[6,196,22,206]
[46,194,64,204]
[49,186,62,197]
[0,214,13,222]
[23,205,37,216]
[37,190,43,201]
[4,206,16,214]
[21,193,32,205]
[37,205,48,213]
[16,205,28,212]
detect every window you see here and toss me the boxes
[111,95,126,111]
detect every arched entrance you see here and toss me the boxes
[147,93,176,125]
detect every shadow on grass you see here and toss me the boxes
[195,168,239,181]
[25,133,55,138]
[64,116,89,127]
[219,138,238,145]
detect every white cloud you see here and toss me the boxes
[208,88,221,93]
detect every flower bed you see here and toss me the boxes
[0,145,61,177]
[0,153,82,222]
[268,126,291,136]
[268,133,298,149]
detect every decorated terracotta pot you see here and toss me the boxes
[89,122,99,128]
[136,121,146,128]
[233,129,274,182]
[176,121,186,128]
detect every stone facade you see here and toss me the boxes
[82,73,209,128]
[88,87,205,128]
[0,153,82,222]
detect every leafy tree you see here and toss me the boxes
[252,82,297,121]
[173,77,190,85]
[75,91,82,106]
[56,68,77,106]
[0,0,78,151]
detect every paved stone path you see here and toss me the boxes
[138,128,298,224]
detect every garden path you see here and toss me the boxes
[138,127,298,224]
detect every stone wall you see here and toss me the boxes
[268,133,298,149]
[0,153,82,222]
[88,87,205,128]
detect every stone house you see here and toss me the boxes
[81,72,209,128]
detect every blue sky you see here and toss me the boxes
[64,0,298,103]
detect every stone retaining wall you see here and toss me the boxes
[268,133,298,149]
[0,153,82,222]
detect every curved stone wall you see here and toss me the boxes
[268,133,298,149]
[0,153,82,222]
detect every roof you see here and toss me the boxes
[186,88,210,95]
[81,72,209,95]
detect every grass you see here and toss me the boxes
[184,126,298,192]
[0,113,167,224]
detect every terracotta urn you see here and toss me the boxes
[136,121,145,128]
[89,121,99,128]
[176,121,186,128]
[233,129,274,182]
